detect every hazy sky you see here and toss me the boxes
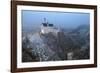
[22,10,90,31]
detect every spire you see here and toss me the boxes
[42,18,47,27]
[44,18,46,23]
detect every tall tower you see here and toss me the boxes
[44,18,46,23]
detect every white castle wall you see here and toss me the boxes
[41,26,60,36]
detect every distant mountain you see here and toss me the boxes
[72,24,89,34]
[76,24,89,30]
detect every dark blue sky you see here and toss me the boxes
[22,10,90,31]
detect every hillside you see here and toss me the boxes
[22,25,90,62]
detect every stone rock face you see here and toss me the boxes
[22,32,61,62]
[22,25,90,62]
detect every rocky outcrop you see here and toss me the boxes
[22,25,90,62]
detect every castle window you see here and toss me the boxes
[42,23,47,27]
[49,24,53,27]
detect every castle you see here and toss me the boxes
[41,18,60,36]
